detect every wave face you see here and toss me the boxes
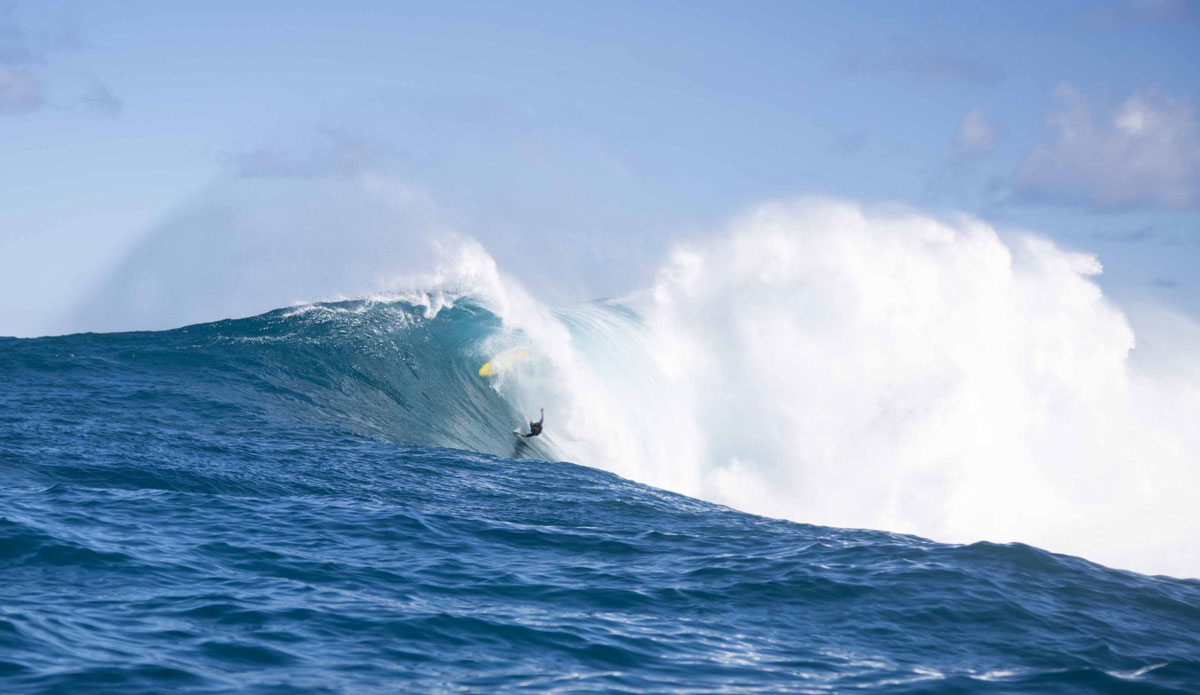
[4,295,1200,694]
[45,193,1200,578]
[422,200,1198,581]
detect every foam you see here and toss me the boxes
[63,183,1200,577]
[487,198,1200,578]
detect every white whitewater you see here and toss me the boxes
[483,199,1200,579]
[71,184,1200,578]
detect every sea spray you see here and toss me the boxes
[5,313,1200,693]
[485,199,1200,577]
[48,191,1200,577]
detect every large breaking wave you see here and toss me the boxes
[50,197,1200,578]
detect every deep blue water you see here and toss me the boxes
[2,300,1199,694]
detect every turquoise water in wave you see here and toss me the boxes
[2,300,1199,694]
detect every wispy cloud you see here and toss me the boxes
[1090,227,1158,243]
[1080,0,1199,26]
[0,5,40,113]
[0,61,38,112]
[1131,0,1196,16]
[1014,85,1200,210]
[828,131,867,155]
[844,41,1004,86]
[229,128,387,180]
[954,107,1003,159]
[77,79,121,116]
[0,5,118,117]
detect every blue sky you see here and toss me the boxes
[1,0,1198,336]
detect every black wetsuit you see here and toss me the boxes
[519,410,544,438]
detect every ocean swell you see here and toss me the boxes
[27,197,1200,578]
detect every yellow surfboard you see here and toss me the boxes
[478,348,531,377]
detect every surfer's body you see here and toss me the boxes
[515,409,544,438]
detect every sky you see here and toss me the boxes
[1,0,1198,336]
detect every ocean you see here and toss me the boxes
[2,298,1199,694]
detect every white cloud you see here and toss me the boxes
[1014,85,1200,209]
[954,107,1002,159]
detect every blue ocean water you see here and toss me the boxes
[2,300,1199,694]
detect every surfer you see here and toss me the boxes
[515,409,544,438]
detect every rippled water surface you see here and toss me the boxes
[3,303,1199,694]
